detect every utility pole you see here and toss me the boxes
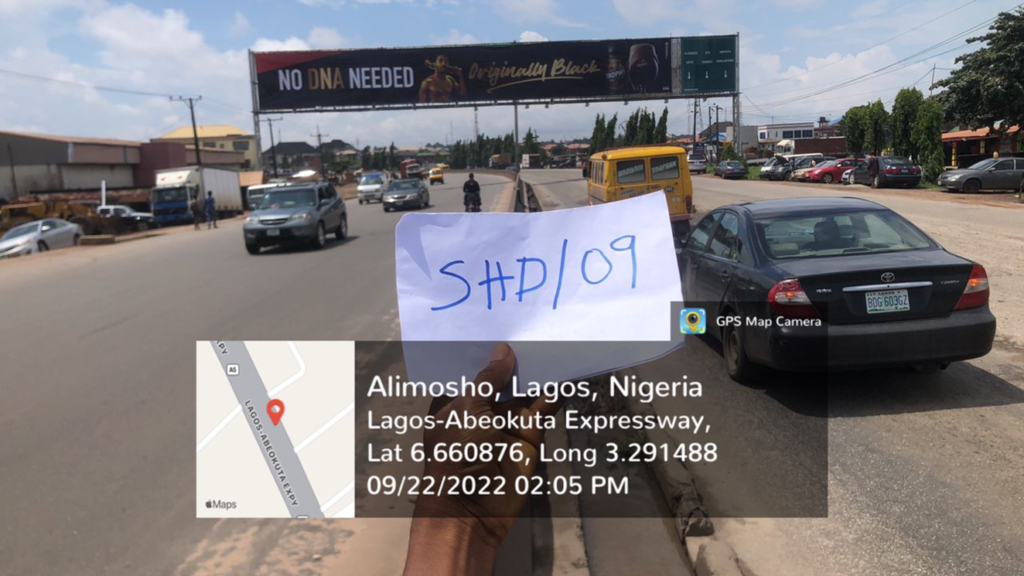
[171,95,204,203]
[692,99,698,149]
[474,108,479,141]
[311,125,329,182]
[261,116,282,179]
[171,96,203,167]
[929,63,936,97]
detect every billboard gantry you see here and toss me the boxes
[251,35,738,113]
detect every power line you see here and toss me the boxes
[755,12,1003,110]
[0,66,191,99]
[744,0,979,92]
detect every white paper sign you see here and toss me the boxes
[395,193,683,389]
[396,193,683,341]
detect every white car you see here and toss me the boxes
[688,154,707,174]
[0,219,82,259]
[841,167,856,185]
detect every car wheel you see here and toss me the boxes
[822,173,834,184]
[137,221,150,232]
[245,243,260,255]
[963,179,981,194]
[37,241,49,252]
[359,199,364,204]
[723,323,759,383]
[440,179,444,185]
[384,206,390,212]
[336,214,348,240]
[871,175,882,189]
[73,234,81,246]
[784,171,792,181]
[311,222,326,250]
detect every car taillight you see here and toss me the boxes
[910,167,921,174]
[768,278,820,318]
[685,195,693,213]
[954,265,989,310]
[884,167,899,174]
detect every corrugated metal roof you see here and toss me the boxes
[942,125,1019,142]
[0,130,141,147]
[156,125,250,140]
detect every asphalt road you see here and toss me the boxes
[521,169,1024,576]
[0,175,510,576]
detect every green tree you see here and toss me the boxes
[523,128,539,154]
[655,107,669,143]
[913,99,946,182]
[387,142,397,170]
[623,110,639,146]
[360,145,372,170]
[934,7,1024,132]
[603,113,618,150]
[842,106,867,155]
[890,88,924,159]
[590,114,606,153]
[864,99,890,154]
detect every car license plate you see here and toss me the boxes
[266,229,280,237]
[900,169,908,174]
[865,289,909,314]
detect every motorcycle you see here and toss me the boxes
[464,192,482,213]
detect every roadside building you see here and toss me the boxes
[154,125,258,169]
[0,130,244,202]
[0,131,140,201]
[262,141,319,173]
[757,122,816,148]
[942,124,1021,168]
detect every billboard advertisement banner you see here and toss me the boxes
[252,36,737,112]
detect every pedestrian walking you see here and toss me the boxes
[867,155,880,188]
[205,191,218,229]
[190,194,204,230]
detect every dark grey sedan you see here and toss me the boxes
[383,179,430,212]
[243,183,347,254]
[714,161,747,179]
[938,157,1024,193]
[679,197,994,382]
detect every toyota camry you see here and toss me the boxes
[679,197,996,382]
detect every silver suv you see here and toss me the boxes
[243,183,347,254]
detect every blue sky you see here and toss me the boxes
[0,0,1017,149]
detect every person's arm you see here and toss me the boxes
[403,343,561,576]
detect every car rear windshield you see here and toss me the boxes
[258,189,316,210]
[882,157,913,166]
[757,210,933,259]
[725,161,743,168]
[3,223,40,239]
[389,181,419,191]
[360,177,383,185]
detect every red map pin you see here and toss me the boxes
[267,399,285,426]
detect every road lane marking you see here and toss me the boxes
[294,402,355,453]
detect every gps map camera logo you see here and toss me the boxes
[680,308,706,335]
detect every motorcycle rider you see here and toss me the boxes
[463,173,481,212]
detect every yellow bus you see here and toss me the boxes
[585,145,695,240]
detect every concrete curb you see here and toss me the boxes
[80,231,163,245]
[621,371,747,576]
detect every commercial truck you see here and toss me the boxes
[151,166,241,226]
[521,154,541,169]
[399,159,423,179]
[489,153,512,169]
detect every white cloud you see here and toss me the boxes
[518,30,548,43]
[492,0,583,28]
[251,37,311,51]
[431,28,479,45]
[228,11,251,38]
[308,27,350,48]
